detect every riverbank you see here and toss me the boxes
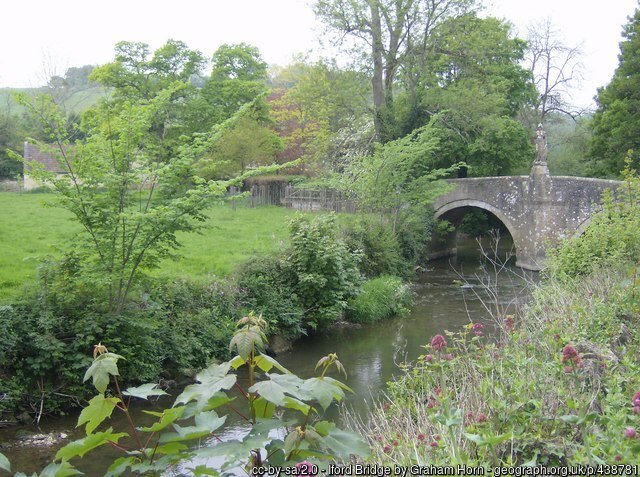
[350,260,640,465]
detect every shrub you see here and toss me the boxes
[346,275,412,323]
[341,217,409,278]
[395,206,435,267]
[0,270,240,417]
[235,255,305,341]
[287,213,361,330]
[548,167,640,279]
[145,279,240,372]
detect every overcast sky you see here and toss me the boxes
[1,0,637,109]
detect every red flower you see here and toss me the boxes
[417,433,425,441]
[392,440,399,446]
[431,334,447,351]
[430,441,439,448]
[383,445,392,453]
[434,434,441,441]
[427,399,435,409]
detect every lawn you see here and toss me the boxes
[0,192,297,302]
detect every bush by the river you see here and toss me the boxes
[0,273,239,417]
[346,275,411,323]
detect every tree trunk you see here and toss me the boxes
[370,0,385,141]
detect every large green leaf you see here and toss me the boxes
[55,429,127,462]
[82,353,123,393]
[0,452,10,472]
[283,396,312,414]
[301,378,343,410]
[313,421,369,459]
[123,383,168,400]
[253,396,276,418]
[76,394,120,434]
[249,380,287,406]
[140,406,185,433]
[174,362,236,409]
[105,457,136,477]
[159,411,226,443]
[39,462,82,477]
[254,354,289,373]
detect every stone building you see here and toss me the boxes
[23,143,67,190]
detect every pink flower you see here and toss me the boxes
[625,427,636,439]
[476,412,488,423]
[564,366,574,374]
[427,399,435,409]
[417,433,425,441]
[431,334,447,351]
[295,461,316,476]
[445,353,453,361]
[430,441,439,448]
[561,345,581,364]
[434,434,441,441]
[472,323,484,336]
[633,391,640,408]
[392,440,399,446]
[505,315,515,331]
[383,445,392,453]
[424,354,433,362]
[633,406,640,415]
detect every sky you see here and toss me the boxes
[0,0,637,109]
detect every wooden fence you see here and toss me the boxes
[225,183,357,213]
[282,187,357,213]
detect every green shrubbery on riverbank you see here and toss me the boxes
[0,206,421,420]
[350,176,640,465]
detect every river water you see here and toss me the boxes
[0,237,534,475]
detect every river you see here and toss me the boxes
[0,236,535,474]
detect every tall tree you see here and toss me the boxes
[90,40,207,157]
[91,40,205,101]
[397,14,535,175]
[269,59,371,169]
[192,43,268,130]
[525,18,583,125]
[589,7,640,177]
[314,0,475,142]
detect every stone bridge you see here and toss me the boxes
[431,126,622,270]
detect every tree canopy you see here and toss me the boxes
[589,7,640,177]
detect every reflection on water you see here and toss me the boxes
[0,236,535,474]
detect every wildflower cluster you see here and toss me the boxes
[561,344,583,373]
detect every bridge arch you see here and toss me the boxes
[434,199,520,242]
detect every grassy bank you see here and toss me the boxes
[0,192,296,302]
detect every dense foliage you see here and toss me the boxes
[590,7,640,177]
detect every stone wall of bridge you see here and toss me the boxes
[432,172,622,270]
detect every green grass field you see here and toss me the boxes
[0,192,297,302]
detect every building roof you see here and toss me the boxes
[23,142,67,174]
